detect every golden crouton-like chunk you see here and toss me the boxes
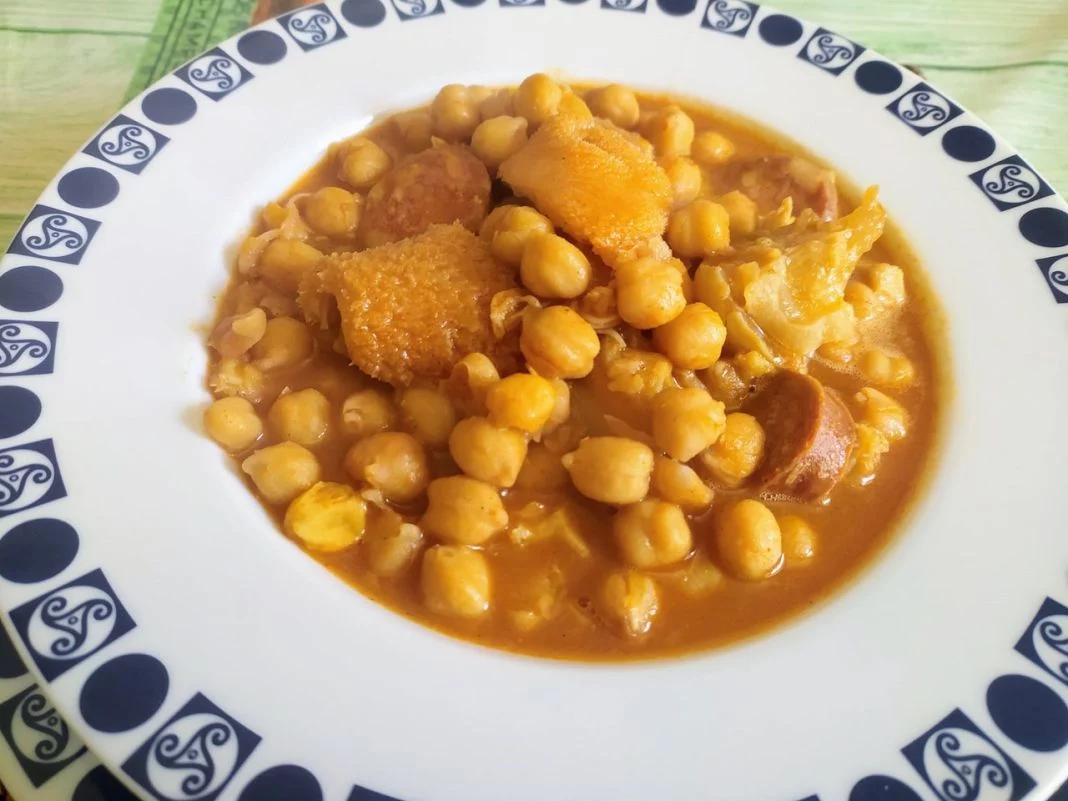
[300,223,517,387]
[498,115,672,265]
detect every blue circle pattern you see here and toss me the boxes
[239,30,289,64]
[80,653,170,733]
[341,0,387,26]
[1020,207,1068,248]
[758,13,803,45]
[854,61,903,95]
[73,766,141,801]
[0,386,42,439]
[451,0,488,6]
[0,265,64,312]
[238,766,324,801]
[0,518,79,583]
[987,674,1068,752]
[141,87,197,125]
[57,167,120,209]
[942,125,997,162]
[657,0,696,14]
[849,775,923,801]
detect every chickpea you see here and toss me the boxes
[210,307,267,358]
[853,387,908,442]
[716,499,782,580]
[717,190,758,236]
[691,131,736,166]
[337,137,391,190]
[203,397,262,452]
[544,378,571,434]
[603,348,674,398]
[859,349,916,389]
[344,432,429,503]
[422,545,491,619]
[261,201,287,229]
[667,200,730,259]
[480,88,515,120]
[251,316,314,370]
[445,352,500,417]
[652,388,726,462]
[491,206,554,266]
[448,416,528,488]
[257,239,323,295]
[303,186,360,238]
[602,571,659,637]
[520,305,600,379]
[652,302,726,370]
[340,389,396,437]
[644,105,694,160]
[515,73,563,126]
[779,515,816,563]
[845,281,879,321]
[486,373,557,434]
[868,263,906,306]
[479,204,516,243]
[520,233,592,299]
[242,442,321,505]
[268,388,331,446]
[399,387,456,448]
[421,475,508,545]
[430,84,480,142]
[557,92,593,121]
[615,258,687,330]
[664,157,703,209]
[699,412,765,488]
[562,437,654,505]
[283,481,367,552]
[515,443,569,491]
[394,109,433,152]
[209,358,266,403]
[650,456,714,512]
[614,500,692,568]
[471,115,529,169]
[364,513,424,577]
[585,84,640,129]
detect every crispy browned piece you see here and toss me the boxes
[498,115,672,266]
[746,371,855,501]
[717,156,839,221]
[300,223,517,387]
[360,144,491,248]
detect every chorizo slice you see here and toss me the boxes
[717,156,839,222]
[746,371,855,502]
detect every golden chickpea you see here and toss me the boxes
[868,263,907,306]
[284,481,366,552]
[399,387,456,448]
[544,377,571,433]
[644,105,695,159]
[337,137,391,190]
[664,157,703,209]
[448,416,528,488]
[421,476,508,545]
[519,233,592,299]
[303,186,360,238]
[242,442,321,505]
[430,84,480,142]
[779,515,816,563]
[602,571,659,637]
[209,307,267,359]
[261,201,287,229]
[717,190,758,236]
[485,373,557,434]
[257,239,323,295]
[251,317,314,370]
[562,437,654,505]
[364,514,424,577]
[479,204,515,243]
[491,206,554,266]
[699,412,765,488]
[520,305,601,379]
[652,302,726,370]
[344,432,429,503]
[422,545,491,619]
[853,387,908,442]
[445,352,500,417]
[585,84,640,129]
[204,397,262,452]
[557,92,593,121]
[691,131,736,166]
[858,349,916,389]
[268,388,331,446]
[471,115,529,169]
[667,200,731,259]
[340,389,396,437]
[393,109,432,152]
[615,258,687,329]
[716,499,783,581]
[209,358,266,403]
[515,73,563,126]
[515,443,569,491]
[652,388,727,462]
[650,456,714,512]
[480,88,515,120]
[614,500,692,568]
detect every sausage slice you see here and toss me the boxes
[746,371,855,502]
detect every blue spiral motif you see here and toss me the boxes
[0,324,50,370]
[1049,261,1068,293]
[101,125,152,160]
[811,33,853,65]
[933,732,1010,801]
[19,692,70,762]
[39,593,114,657]
[983,164,1037,199]
[24,215,85,253]
[290,12,332,43]
[1039,618,1068,680]
[153,722,234,797]
[394,0,429,14]
[901,92,949,124]
[708,0,751,29]
[0,452,53,507]
[189,57,236,91]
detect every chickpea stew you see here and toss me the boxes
[204,75,945,660]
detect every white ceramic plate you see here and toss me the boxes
[2,2,1068,800]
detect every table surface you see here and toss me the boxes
[0,0,1067,798]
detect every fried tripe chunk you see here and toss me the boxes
[300,223,517,387]
[499,115,672,266]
